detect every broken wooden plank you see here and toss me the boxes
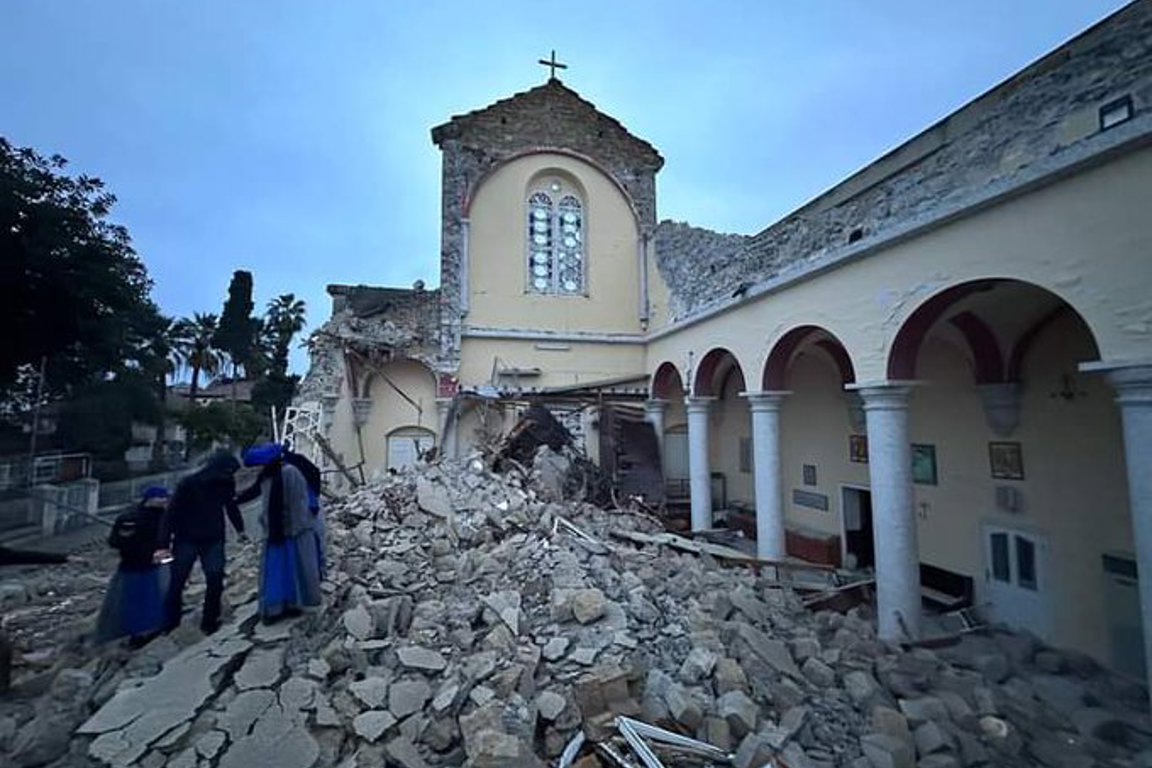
[610,528,838,574]
[801,578,876,612]
[553,515,610,555]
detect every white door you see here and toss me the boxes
[387,431,434,470]
[983,525,1050,640]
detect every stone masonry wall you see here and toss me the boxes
[655,1,1152,320]
[297,285,442,404]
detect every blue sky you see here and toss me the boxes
[2,1,1130,374]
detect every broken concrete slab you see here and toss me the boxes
[79,635,252,767]
[397,645,447,673]
[353,710,397,742]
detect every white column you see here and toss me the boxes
[857,383,922,642]
[744,392,789,560]
[1107,365,1152,697]
[435,398,457,459]
[644,399,668,460]
[686,397,714,531]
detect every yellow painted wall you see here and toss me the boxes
[347,361,437,474]
[467,153,648,334]
[777,351,871,537]
[325,377,358,475]
[906,317,1131,661]
[710,370,753,506]
[458,337,646,390]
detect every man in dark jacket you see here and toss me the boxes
[161,450,247,634]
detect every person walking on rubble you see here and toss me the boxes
[161,450,248,635]
[283,446,326,579]
[96,486,171,647]
[240,442,322,623]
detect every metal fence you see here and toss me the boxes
[0,452,92,492]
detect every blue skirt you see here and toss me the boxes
[96,565,169,642]
[260,534,322,620]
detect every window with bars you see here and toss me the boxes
[527,186,585,295]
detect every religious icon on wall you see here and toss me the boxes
[989,441,1024,480]
[911,444,938,485]
[849,434,868,463]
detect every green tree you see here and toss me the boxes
[58,373,162,462]
[172,313,222,403]
[0,137,157,400]
[134,314,186,468]
[251,294,307,418]
[213,270,257,380]
[264,293,307,376]
[177,401,266,454]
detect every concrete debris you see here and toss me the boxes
[2,451,1151,768]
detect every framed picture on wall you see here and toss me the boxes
[989,441,1024,480]
[911,444,938,485]
[849,434,869,463]
[802,464,817,486]
[738,437,752,473]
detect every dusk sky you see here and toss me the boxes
[2,1,1131,374]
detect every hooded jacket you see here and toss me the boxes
[162,451,246,544]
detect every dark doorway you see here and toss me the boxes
[842,487,874,570]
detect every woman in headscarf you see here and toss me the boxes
[96,486,171,646]
[283,446,326,579]
[241,443,322,623]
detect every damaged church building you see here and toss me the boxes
[298,3,1152,688]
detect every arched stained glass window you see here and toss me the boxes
[526,183,585,295]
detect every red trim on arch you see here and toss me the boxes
[1006,305,1083,380]
[814,339,857,385]
[694,348,740,397]
[651,362,684,399]
[763,326,855,390]
[949,311,1005,384]
[887,281,994,380]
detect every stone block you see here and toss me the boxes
[733,733,776,768]
[679,646,719,683]
[802,657,836,688]
[570,589,607,624]
[536,690,566,722]
[664,684,703,731]
[713,657,749,695]
[860,732,915,768]
[717,689,759,738]
[844,671,883,707]
[870,705,910,741]
[898,697,949,726]
[353,710,397,742]
[912,721,951,756]
[397,646,447,673]
[703,716,733,752]
[389,679,432,719]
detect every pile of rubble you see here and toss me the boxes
[296,452,1152,768]
[3,446,1152,768]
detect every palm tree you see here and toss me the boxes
[150,317,183,468]
[172,313,222,403]
[265,294,307,376]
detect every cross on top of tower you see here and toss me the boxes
[538,50,567,81]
